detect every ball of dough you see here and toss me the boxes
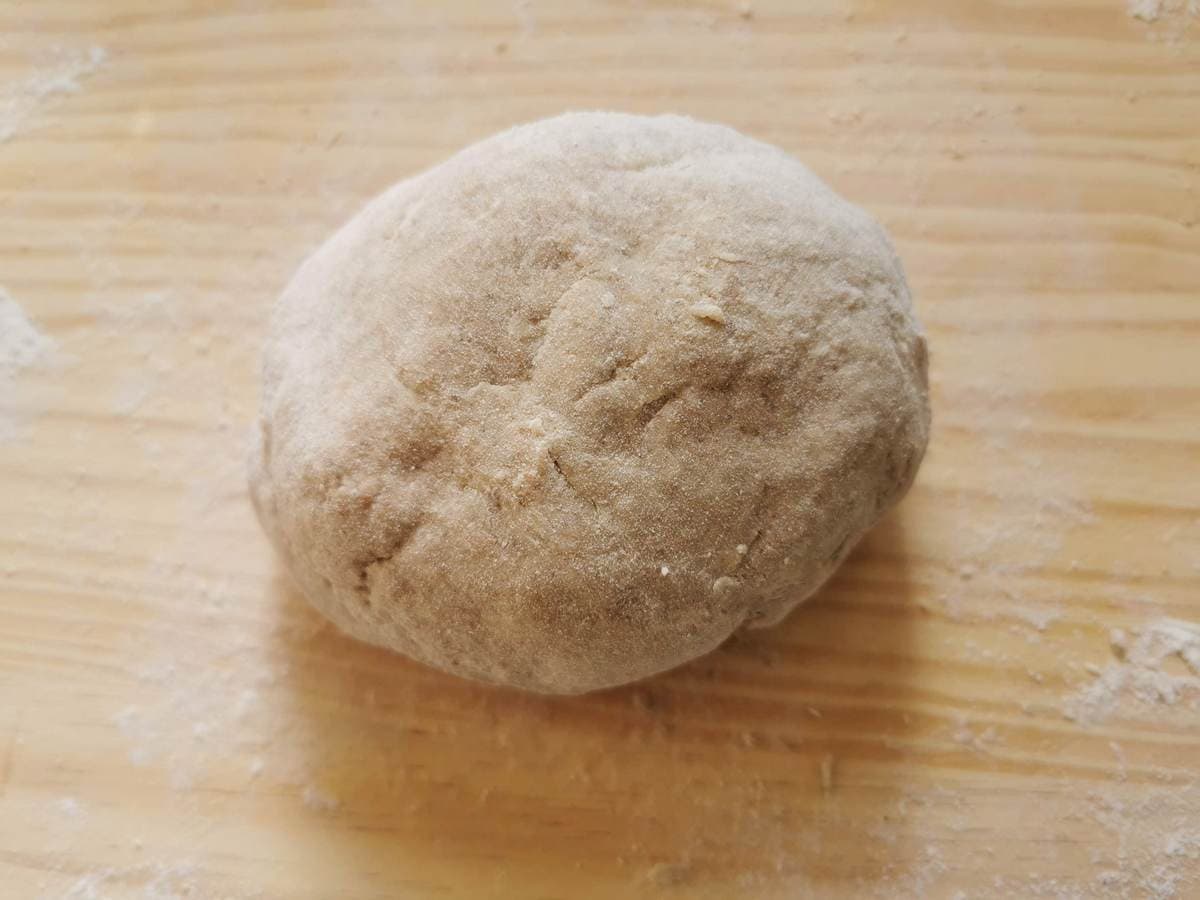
[250,112,930,694]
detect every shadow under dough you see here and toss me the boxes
[268,508,925,899]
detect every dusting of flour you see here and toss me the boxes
[0,286,56,442]
[1064,620,1200,726]
[1125,0,1199,43]
[0,45,107,143]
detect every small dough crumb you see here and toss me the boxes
[688,300,727,325]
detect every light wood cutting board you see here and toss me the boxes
[1,2,1198,898]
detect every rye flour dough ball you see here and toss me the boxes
[250,112,930,694]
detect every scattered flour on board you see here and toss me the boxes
[1079,781,1200,900]
[62,862,199,900]
[864,775,1200,900]
[11,24,1194,900]
[1125,0,1198,21]
[1129,0,1168,20]
[0,45,107,143]
[950,714,1001,754]
[1125,0,1199,43]
[1063,620,1200,726]
[931,374,1097,638]
[0,286,57,442]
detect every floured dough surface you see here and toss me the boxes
[250,112,930,694]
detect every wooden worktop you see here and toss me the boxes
[1,2,1198,897]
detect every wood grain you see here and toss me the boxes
[1,1,1198,898]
